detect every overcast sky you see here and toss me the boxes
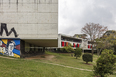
[58,0,116,36]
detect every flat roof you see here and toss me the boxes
[0,38,20,39]
[59,34,82,40]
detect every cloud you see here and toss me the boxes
[59,0,116,36]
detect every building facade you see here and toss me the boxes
[58,34,92,50]
[0,0,58,58]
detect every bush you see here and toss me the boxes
[114,44,116,55]
[74,48,82,59]
[60,45,74,53]
[93,49,116,77]
[82,53,93,64]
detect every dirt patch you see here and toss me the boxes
[0,56,15,59]
[25,54,55,60]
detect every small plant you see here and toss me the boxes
[82,53,93,64]
[74,48,82,59]
[60,45,74,53]
[93,49,116,77]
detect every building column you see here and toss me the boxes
[43,47,45,53]
[20,40,25,57]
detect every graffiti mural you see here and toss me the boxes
[0,23,18,37]
[0,39,20,58]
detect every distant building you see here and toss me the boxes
[58,34,92,50]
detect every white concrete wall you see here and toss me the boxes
[58,34,61,48]
[0,0,58,39]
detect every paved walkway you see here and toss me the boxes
[41,62,92,71]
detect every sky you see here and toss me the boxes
[58,0,116,36]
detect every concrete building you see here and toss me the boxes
[0,0,58,58]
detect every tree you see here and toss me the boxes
[96,31,116,56]
[82,53,93,64]
[93,49,116,77]
[81,23,108,56]
[95,37,112,56]
[74,48,82,59]
[108,31,116,55]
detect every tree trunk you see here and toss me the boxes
[97,49,101,57]
[98,49,102,57]
[83,50,84,54]
[92,47,94,56]
[91,41,94,56]
[101,75,104,77]
[97,49,99,56]
[86,62,88,64]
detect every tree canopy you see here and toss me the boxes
[81,23,108,55]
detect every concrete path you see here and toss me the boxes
[41,62,92,71]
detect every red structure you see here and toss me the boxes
[88,45,90,48]
[73,43,75,47]
[77,44,79,47]
[66,42,68,46]
[62,42,64,47]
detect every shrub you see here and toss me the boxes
[82,53,93,64]
[93,49,116,77]
[74,48,82,59]
[60,45,74,53]
[113,44,116,55]
[114,45,116,55]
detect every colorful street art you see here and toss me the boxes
[0,39,20,58]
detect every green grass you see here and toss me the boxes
[0,52,115,77]
[44,51,98,70]
[0,57,92,77]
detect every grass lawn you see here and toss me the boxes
[0,57,92,77]
[0,52,115,77]
[42,51,98,70]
